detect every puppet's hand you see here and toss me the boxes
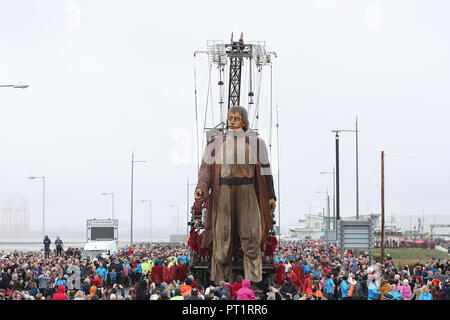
[194,188,204,203]
[269,199,276,213]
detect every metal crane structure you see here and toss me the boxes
[189,33,279,285]
[194,33,277,142]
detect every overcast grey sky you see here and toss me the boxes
[1,0,449,240]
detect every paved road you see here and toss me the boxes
[436,245,450,255]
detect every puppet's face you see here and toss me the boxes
[227,111,244,130]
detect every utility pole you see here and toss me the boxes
[332,125,360,224]
[335,132,340,242]
[355,116,359,220]
[130,152,134,246]
[187,179,189,238]
[381,151,385,262]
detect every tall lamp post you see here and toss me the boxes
[170,204,180,241]
[28,175,45,239]
[332,119,360,224]
[101,193,115,219]
[130,152,150,246]
[141,200,152,243]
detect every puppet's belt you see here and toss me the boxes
[219,177,254,185]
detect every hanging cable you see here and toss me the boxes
[201,62,213,156]
[273,56,281,242]
[251,67,263,129]
[210,67,215,127]
[218,66,225,128]
[269,63,273,151]
[248,57,253,111]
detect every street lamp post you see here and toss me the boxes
[101,193,115,219]
[141,200,152,243]
[170,204,180,240]
[130,152,150,246]
[332,118,360,222]
[28,175,45,239]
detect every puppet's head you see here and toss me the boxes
[227,106,249,131]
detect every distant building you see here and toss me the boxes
[284,213,381,241]
[285,214,324,240]
[1,206,31,234]
[345,213,381,230]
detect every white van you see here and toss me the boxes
[82,241,118,260]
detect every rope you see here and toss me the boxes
[274,56,281,242]
[201,63,213,156]
[210,67,215,126]
[269,63,273,149]
[218,66,224,127]
[251,67,263,129]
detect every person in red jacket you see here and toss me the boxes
[52,285,68,300]
[188,275,198,288]
[179,262,188,283]
[226,282,236,300]
[88,274,103,287]
[232,274,243,295]
[151,263,163,283]
[163,263,171,283]
[275,263,286,287]
[302,271,314,294]
[174,264,181,282]
[169,265,176,283]
[287,267,298,290]
[294,262,304,291]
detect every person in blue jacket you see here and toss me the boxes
[95,264,108,284]
[388,284,403,300]
[340,274,350,300]
[325,273,335,300]
[303,264,310,275]
[419,285,433,300]
[55,273,67,289]
[367,276,381,300]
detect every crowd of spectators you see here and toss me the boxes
[1,238,449,300]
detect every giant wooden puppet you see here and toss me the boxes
[194,106,276,284]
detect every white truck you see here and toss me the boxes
[83,218,119,260]
[82,240,118,260]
